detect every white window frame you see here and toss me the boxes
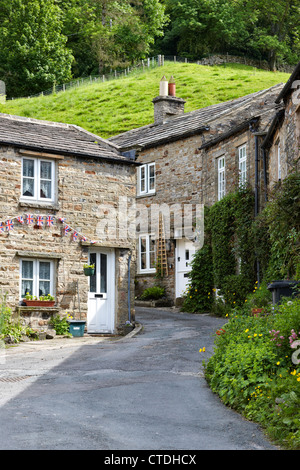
[138,234,156,273]
[21,157,56,203]
[20,258,55,300]
[238,144,247,186]
[217,156,225,201]
[138,163,155,195]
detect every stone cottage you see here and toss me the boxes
[0,113,137,334]
[109,79,284,305]
[261,61,300,185]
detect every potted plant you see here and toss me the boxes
[66,313,86,337]
[83,263,95,276]
[246,282,272,316]
[23,293,55,307]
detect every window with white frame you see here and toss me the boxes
[238,144,247,186]
[217,156,225,200]
[138,163,155,195]
[20,259,54,299]
[138,234,156,272]
[21,158,55,202]
[277,140,281,180]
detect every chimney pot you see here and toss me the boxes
[159,75,168,96]
[168,76,176,97]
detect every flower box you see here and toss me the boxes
[23,300,55,307]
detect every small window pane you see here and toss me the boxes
[23,178,34,197]
[100,254,107,293]
[22,260,33,279]
[140,167,146,193]
[39,280,50,297]
[40,180,51,199]
[141,253,146,270]
[89,253,96,293]
[40,161,52,180]
[39,262,50,280]
[149,165,155,191]
[23,159,34,177]
[22,280,33,297]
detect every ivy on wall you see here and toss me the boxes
[182,173,300,315]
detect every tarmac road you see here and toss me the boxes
[0,307,278,451]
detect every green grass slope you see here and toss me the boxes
[0,62,290,139]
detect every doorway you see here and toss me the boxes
[87,248,115,333]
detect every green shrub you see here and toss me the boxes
[140,286,165,300]
[0,294,25,343]
[181,242,214,313]
[49,314,72,336]
[204,297,300,449]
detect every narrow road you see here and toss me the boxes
[0,307,278,450]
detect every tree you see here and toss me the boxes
[0,0,73,98]
[159,0,300,69]
[60,0,168,76]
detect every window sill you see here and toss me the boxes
[19,201,59,211]
[136,271,156,277]
[136,192,156,199]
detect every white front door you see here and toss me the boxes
[87,248,115,333]
[175,239,196,298]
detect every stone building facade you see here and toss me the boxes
[110,78,284,305]
[0,113,137,333]
[262,62,300,186]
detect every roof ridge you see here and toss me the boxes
[0,112,71,129]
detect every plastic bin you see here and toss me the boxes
[267,280,299,305]
[67,320,86,337]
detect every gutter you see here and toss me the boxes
[0,141,140,165]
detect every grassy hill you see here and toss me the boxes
[0,62,290,139]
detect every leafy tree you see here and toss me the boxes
[159,0,300,69]
[0,0,73,98]
[60,0,168,76]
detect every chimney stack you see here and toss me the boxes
[153,76,185,123]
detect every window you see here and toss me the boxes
[22,158,55,202]
[138,163,155,195]
[238,144,247,186]
[138,234,156,272]
[277,140,281,180]
[217,156,225,200]
[20,259,54,299]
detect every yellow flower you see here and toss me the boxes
[254,333,257,337]
[199,347,206,353]
[291,370,297,376]
[245,299,247,302]
[276,361,280,365]
[245,329,249,333]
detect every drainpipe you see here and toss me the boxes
[128,253,131,323]
[262,147,268,203]
[254,135,260,285]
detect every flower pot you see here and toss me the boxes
[23,300,55,307]
[67,320,86,337]
[251,308,264,317]
[84,267,95,276]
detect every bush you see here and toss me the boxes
[140,286,165,300]
[0,294,27,343]
[49,314,72,336]
[204,297,300,449]
[181,242,214,313]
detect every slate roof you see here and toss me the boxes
[275,60,300,104]
[0,113,134,164]
[109,84,284,151]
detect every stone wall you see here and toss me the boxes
[0,146,136,332]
